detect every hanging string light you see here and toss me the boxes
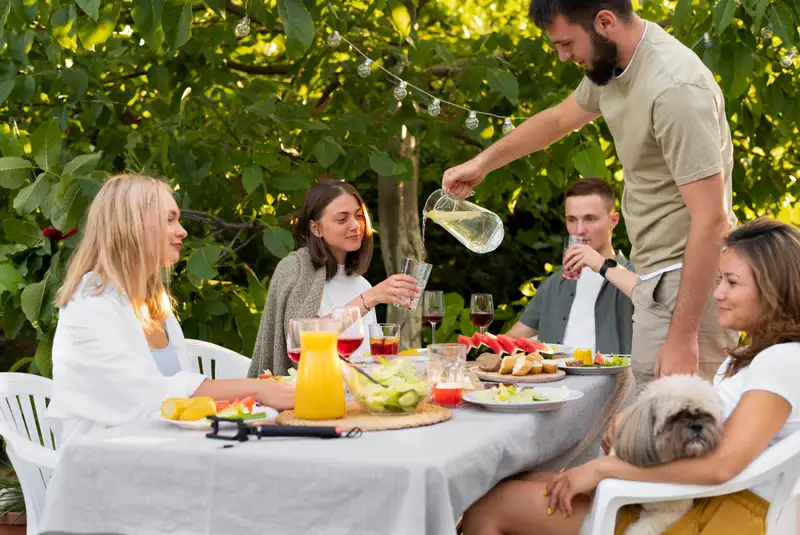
[327,30,342,48]
[234,0,251,38]
[357,58,373,78]
[427,98,441,117]
[761,25,773,39]
[325,26,516,136]
[780,48,797,68]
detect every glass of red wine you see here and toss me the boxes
[470,293,494,334]
[332,306,364,361]
[286,319,302,364]
[422,291,445,344]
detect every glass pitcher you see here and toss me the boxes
[294,318,346,420]
[422,189,504,254]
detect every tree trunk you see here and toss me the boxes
[378,125,423,349]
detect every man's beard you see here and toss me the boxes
[586,29,620,86]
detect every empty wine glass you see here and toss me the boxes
[423,291,445,344]
[286,319,302,364]
[331,306,364,361]
[470,293,494,334]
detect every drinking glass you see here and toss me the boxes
[332,306,364,361]
[469,293,494,334]
[392,257,432,311]
[428,343,467,408]
[369,323,400,357]
[286,319,302,364]
[422,291,445,344]
[562,235,588,280]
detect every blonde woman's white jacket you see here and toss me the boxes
[47,272,207,446]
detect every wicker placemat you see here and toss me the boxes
[275,402,451,432]
[470,366,566,384]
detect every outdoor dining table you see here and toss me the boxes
[40,374,623,535]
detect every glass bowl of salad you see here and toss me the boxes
[342,356,432,415]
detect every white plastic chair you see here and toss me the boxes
[185,339,251,379]
[0,373,59,535]
[583,429,800,535]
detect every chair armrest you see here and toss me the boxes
[0,424,59,471]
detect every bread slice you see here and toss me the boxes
[512,355,533,376]
[542,361,557,374]
[499,355,516,374]
[529,361,543,375]
[524,352,543,363]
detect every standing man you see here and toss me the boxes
[443,0,738,384]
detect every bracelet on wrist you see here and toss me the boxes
[359,293,372,311]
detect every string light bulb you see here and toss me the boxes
[780,48,797,68]
[502,117,514,135]
[761,25,773,39]
[702,32,714,48]
[465,111,479,130]
[427,98,441,116]
[357,58,373,78]
[234,17,251,38]
[393,81,408,100]
[327,31,342,48]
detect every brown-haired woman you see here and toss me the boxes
[248,180,420,376]
[462,217,800,535]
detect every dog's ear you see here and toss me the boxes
[614,399,661,467]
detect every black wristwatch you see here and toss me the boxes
[599,258,618,279]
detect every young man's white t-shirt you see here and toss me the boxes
[713,342,800,501]
[562,267,605,353]
[317,265,377,358]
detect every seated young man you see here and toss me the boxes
[506,178,638,355]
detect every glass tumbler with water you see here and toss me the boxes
[428,343,467,408]
[423,189,504,254]
[393,257,431,310]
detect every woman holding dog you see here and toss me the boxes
[462,217,800,535]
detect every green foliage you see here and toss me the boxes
[0,0,798,375]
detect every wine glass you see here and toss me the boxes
[470,293,494,334]
[422,291,445,344]
[332,306,364,361]
[286,319,302,364]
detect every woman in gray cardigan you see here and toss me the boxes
[248,181,420,376]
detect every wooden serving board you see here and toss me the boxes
[275,402,451,432]
[469,365,566,384]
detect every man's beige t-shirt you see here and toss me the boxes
[574,23,737,275]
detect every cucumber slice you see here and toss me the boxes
[398,390,420,408]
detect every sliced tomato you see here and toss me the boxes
[239,395,256,412]
[259,373,274,380]
[215,400,233,412]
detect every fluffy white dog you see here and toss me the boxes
[597,375,725,535]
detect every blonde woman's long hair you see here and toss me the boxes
[56,173,175,331]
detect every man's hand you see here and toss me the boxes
[442,157,486,198]
[563,244,604,274]
[654,334,699,377]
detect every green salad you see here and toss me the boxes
[347,358,430,413]
[473,384,570,404]
[600,354,631,367]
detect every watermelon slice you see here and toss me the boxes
[530,340,549,352]
[457,334,474,349]
[513,338,537,353]
[472,332,484,349]
[482,333,504,355]
[497,334,520,355]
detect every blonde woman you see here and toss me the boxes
[48,174,294,446]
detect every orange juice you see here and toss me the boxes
[295,330,346,420]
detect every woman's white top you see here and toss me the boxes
[47,272,207,446]
[151,342,181,377]
[714,342,800,500]
[317,265,377,357]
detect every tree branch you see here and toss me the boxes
[103,70,149,85]
[225,60,292,75]
[313,78,341,112]
[182,209,265,230]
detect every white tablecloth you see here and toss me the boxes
[41,375,617,535]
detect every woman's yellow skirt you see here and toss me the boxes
[615,490,768,535]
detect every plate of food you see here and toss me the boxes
[464,384,583,412]
[558,351,631,375]
[469,353,565,383]
[544,343,574,357]
[158,396,278,430]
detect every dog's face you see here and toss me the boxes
[614,375,724,467]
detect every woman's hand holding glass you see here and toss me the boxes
[363,274,420,309]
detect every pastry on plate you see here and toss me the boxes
[529,361,543,375]
[476,353,501,373]
[511,356,533,376]
[542,361,557,374]
[499,355,516,374]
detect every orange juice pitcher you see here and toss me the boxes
[294,318,346,420]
